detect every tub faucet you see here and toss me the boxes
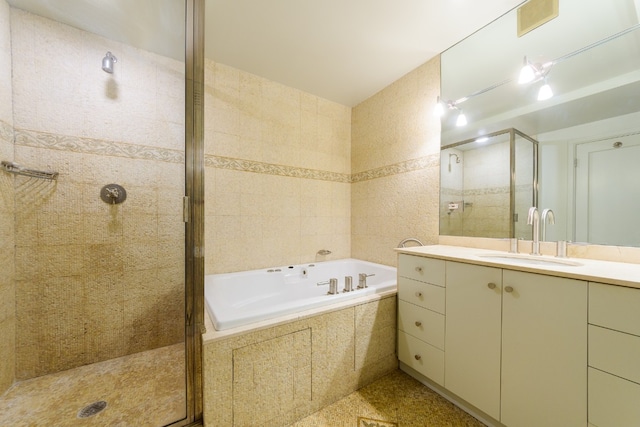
[541,208,555,242]
[527,207,540,256]
[358,273,375,289]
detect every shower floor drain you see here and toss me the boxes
[77,401,107,418]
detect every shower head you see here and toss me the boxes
[102,51,117,74]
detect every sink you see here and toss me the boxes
[478,254,583,267]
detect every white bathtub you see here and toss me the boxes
[205,258,397,331]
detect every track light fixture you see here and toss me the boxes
[436,23,640,127]
[537,78,553,101]
[456,110,467,127]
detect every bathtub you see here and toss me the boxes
[205,258,397,331]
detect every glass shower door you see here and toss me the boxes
[0,1,195,425]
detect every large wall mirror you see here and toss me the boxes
[439,0,640,247]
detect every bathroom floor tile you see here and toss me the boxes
[291,370,486,427]
[0,343,186,427]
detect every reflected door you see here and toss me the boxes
[575,136,640,246]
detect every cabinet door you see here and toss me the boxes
[501,270,587,427]
[445,261,502,420]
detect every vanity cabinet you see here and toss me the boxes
[445,262,502,420]
[399,254,588,427]
[445,263,587,427]
[588,282,640,427]
[397,255,446,385]
[500,270,587,427]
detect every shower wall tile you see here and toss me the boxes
[351,57,441,266]
[204,60,352,274]
[10,9,185,379]
[0,1,10,125]
[0,0,14,395]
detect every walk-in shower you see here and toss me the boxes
[0,0,204,425]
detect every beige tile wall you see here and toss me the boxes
[0,0,14,395]
[204,61,352,274]
[10,9,185,379]
[203,295,397,427]
[351,57,442,266]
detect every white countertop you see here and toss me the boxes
[396,245,640,289]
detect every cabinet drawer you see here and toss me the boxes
[589,368,640,427]
[589,282,640,336]
[398,254,445,286]
[398,277,445,314]
[398,300,445,350]
[398,330,444,386]
[589,325,640,384]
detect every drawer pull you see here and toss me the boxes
[415,321,422,327]
[505,286,514,293]
[414,354,421,361]
[415,266,423,273]
[487,282,496,290]
[415,291,423,298]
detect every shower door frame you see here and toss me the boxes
[174,0,205,425]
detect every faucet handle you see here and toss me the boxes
[358,273,375,289]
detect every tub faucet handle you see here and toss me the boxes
[343,276,353,292]
[358,273,375,289]
[327,278,338,295]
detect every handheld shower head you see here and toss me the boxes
[102,52,117,74]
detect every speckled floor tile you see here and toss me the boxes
[0,344,186,427]
[291,370,486,427]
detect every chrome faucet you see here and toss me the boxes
[540,208,555,242]
[397,238,424,248]
[358,273,375,289]
[527,207,541,255]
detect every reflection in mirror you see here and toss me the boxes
[440,129,538,240]
[440,0,640,246]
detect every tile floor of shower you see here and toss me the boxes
[0,343,186,427]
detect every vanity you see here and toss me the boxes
[396,245,640,427]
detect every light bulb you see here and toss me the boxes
[537,81,553,100]
[456,111,467,127]
[434,100,445,117]
[518,56,535,84]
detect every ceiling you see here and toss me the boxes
[7,0,526,107]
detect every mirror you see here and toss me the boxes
[440,0,640,247]
[440,129,538,239]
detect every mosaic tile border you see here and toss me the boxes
[14,128,185,164]
[351,154,439,183]
[9,126,438,183]
[205,153,439,183]
[205,154,351,183]
[357,417,398,427]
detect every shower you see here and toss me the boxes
[101,51,117,73]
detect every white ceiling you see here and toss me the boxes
[7,0,526,107]
[205,0,525,106]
